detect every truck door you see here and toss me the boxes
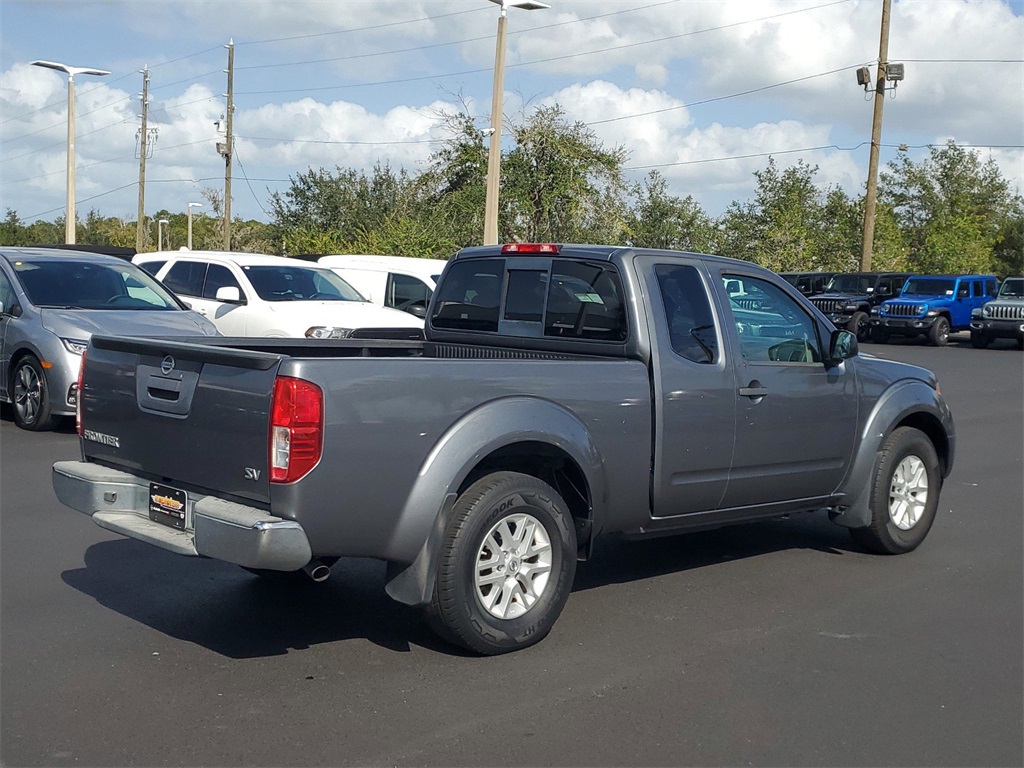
[638,256,735,515]
[713,269,859,507]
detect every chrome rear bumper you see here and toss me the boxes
[52,461,312,571]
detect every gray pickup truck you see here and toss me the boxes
[53,244,955,655]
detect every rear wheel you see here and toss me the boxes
[850,427,940,555]
[970,331,990,349]
[426,471,577,655]
[928,316,950,346]
[11,356,58,431]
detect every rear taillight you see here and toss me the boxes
[270,376,323,483]
[76,349,86,436]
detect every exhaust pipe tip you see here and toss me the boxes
[303,561,331,582]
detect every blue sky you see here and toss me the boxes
[2,0,1022,231]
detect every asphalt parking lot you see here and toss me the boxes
[1,336,1021,767]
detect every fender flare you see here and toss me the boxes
[383,395,605,607]
[830,379,954,529]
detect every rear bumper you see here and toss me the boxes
[52,461,312,571]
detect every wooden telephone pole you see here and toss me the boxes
[860,0,893,272]
[135,67,151,253]
[222,39,234,251]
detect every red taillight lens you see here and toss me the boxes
[270,377,323,483]
[501,243,559,254]
[76,349,86,436]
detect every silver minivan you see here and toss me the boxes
[0,247,219,431]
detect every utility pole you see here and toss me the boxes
[860,0,892,272]
[222,39,234,251]
[135,67,152,253]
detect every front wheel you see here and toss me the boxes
[426,471,578,655]
[850,427,941,555]
[12,356,58,431]
[848,311,870,342]
[871,327,890,344]
[970,331,990,349]
[928,316,950,346]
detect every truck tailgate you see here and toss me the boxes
[80,336,284,506]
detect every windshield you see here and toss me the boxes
[998,278,1024,298]
[825,274,875,293]
[242,265,366,302]
[902,278,955,297]
[12,258,183,310]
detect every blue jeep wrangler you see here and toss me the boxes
[870,274,999,346]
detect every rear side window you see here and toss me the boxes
[163,261,208,297]
[136,259,165,277]
[656,264,717,363]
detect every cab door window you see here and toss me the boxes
[723,274,822,363]
[203,263,242,300]
[387,273,431,312]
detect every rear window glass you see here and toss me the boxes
[431,258,627,341]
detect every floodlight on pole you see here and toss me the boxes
[158,218,170,252]
[31,60,110,245]
[187,203,203,250]
[482,0,550,246]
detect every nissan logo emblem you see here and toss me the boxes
[161,356,175,375]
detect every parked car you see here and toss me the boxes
[809,272,911,341]
[970,276,1024,349]
[317,254,448,320]
[133,251,423,339]
[778,271,836,297]
[870,274,998,346]
[0,247,218,431]
[55,243,954,655]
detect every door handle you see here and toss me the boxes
[739,383,768,399]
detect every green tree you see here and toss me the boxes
[880,141,1022,274]
[625,171,717,253]
[501,105,629,244]
[719,159,832,271]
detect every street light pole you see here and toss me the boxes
[187,203,203,250]
[31,60,110,245]
[158,219,170,252]
[483,0,549,246]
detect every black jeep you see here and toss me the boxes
[810,272,911,341]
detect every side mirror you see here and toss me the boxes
[407,304,428,319]
[215,286,245,304]
[828,329,858,364]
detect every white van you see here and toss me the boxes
[133,251,423,338]
[317,255,448,320]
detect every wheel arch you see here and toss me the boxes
[383,396,604,607]
[831,380,955,529]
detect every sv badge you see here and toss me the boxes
[244,467,261,481]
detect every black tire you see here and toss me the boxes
[426,471,577,655]
[871,327,890,344]
[1018,337,1023,350]
[970,331,990,349]
[850,427,941,555]
[848,311,870,342]
[928,316,950,346]
[11,356,58,431]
